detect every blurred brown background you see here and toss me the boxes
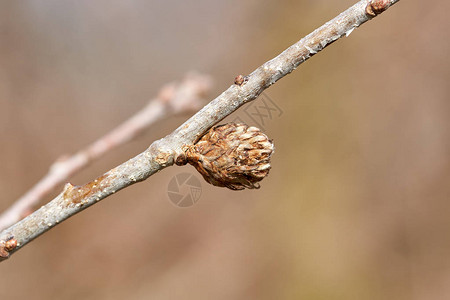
[1,0,449,299]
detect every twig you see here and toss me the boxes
[0,72,212,231]
[0,0,400,261]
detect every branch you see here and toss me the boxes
[0,0,400,261]
[0,72,212,231]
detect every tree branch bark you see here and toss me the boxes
[0,72,212,231]
[0,0,400,261]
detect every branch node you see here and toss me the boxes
[174,145,192,166]
[366,0,390,17]
[234,75,249,86]
[5,238,17,251]
[0,237,17,258]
